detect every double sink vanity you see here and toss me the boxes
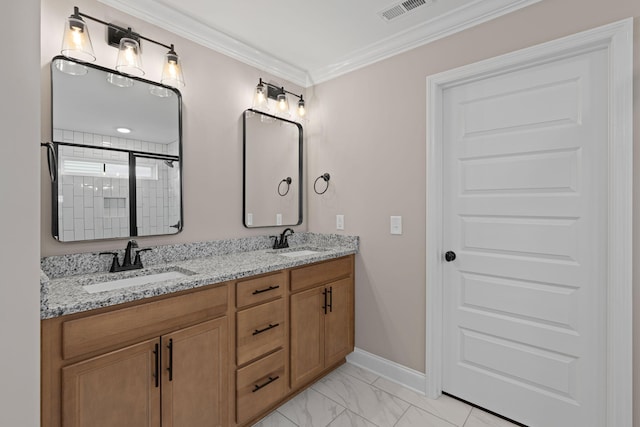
[41,233,358,427]
[43,51,344,427]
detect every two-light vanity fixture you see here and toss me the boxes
[252,78,306,119]
[59,6,185,88]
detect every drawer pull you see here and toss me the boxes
[253,323,280,336]
[252,375,280,392]
[252,285,280,295]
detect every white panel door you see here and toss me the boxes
[442,48,608,427]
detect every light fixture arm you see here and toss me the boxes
[72,6,173,51]
[258,78,303,101]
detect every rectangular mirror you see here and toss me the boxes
[50,56,182,242]
[243,109,302,228]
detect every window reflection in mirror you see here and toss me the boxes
[50,56,182,242]
[243,109,302,228]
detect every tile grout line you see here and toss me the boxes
[390,404,412,427]
[361,371,467,427]
[310,373,385,427]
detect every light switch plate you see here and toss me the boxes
[390,216,402,235]
[276,213,283,226]
[336,214,345,230]
[246,213,253,226]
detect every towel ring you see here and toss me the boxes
[313,173,330,195]
[278,177,292,196]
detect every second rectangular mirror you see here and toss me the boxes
[243,109,302,228]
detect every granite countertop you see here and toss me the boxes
[40,233,358,320]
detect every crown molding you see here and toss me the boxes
[309,0,542,84]
[98,0,311,87]
[99,0,541,88]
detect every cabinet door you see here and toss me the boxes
[161,318,228,427]
[324,278,354,367]
[290,286,325,389]
[62,338,161,427]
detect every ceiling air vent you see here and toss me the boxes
[378,0,433,22]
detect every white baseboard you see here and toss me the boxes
[346,347,427,395]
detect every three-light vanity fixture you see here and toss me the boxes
[59,6,185,87]
[252,78,306,119]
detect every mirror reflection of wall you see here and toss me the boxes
[243,110,302,228]
[50,56,183,242]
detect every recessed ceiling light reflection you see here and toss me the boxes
[116,127,131,134]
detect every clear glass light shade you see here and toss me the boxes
[252,83,269,111]
[275,93,290,117]
[54,58,88,76]
[149,84,173,98]
[106,73,134,88]
[297,98,306,117]
[61,16,95,62]
[161,51,185,88]
[115,38,144,76]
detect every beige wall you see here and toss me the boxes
[0,0,41,424]
[37,0,640,423]
[40,0,307,256]
[306,0,640,422]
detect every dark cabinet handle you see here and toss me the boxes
[445,251,456,262]
[252,375,280,393]
[322,288,327,314]
[328,287,333,313]
[253,323,280,336]
[153,343,159,388]
[167,338,173,381]
[252,285,280,295]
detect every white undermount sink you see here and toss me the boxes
[271,246,329,257]
[83,270,190,294]
[279,250,321,257]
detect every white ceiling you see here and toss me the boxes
[98,0,541,87]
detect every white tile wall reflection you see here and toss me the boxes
[55,129,179,241]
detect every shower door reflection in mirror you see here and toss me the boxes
[51,56,182,241]
[243,109,302,228]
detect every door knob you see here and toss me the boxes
[444,251,456,262]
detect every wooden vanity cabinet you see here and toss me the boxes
[42,284,229,427]
[290,257,354,390]
[42,254,355,427]
[234,271,288,425]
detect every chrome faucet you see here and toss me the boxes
[100,240,151,272]
[271,228,294,249]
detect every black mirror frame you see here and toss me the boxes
[242,108,303,228]
[49,55,184,241]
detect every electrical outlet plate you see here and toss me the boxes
[336,214,345,230]
[390,216,402,235]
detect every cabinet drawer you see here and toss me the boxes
[290,256,352,293]
[236,272,285,308]
[62,285,228,360]
[236,349,285,425]
[236,299,284,366]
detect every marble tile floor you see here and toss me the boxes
[252,363,521,427]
